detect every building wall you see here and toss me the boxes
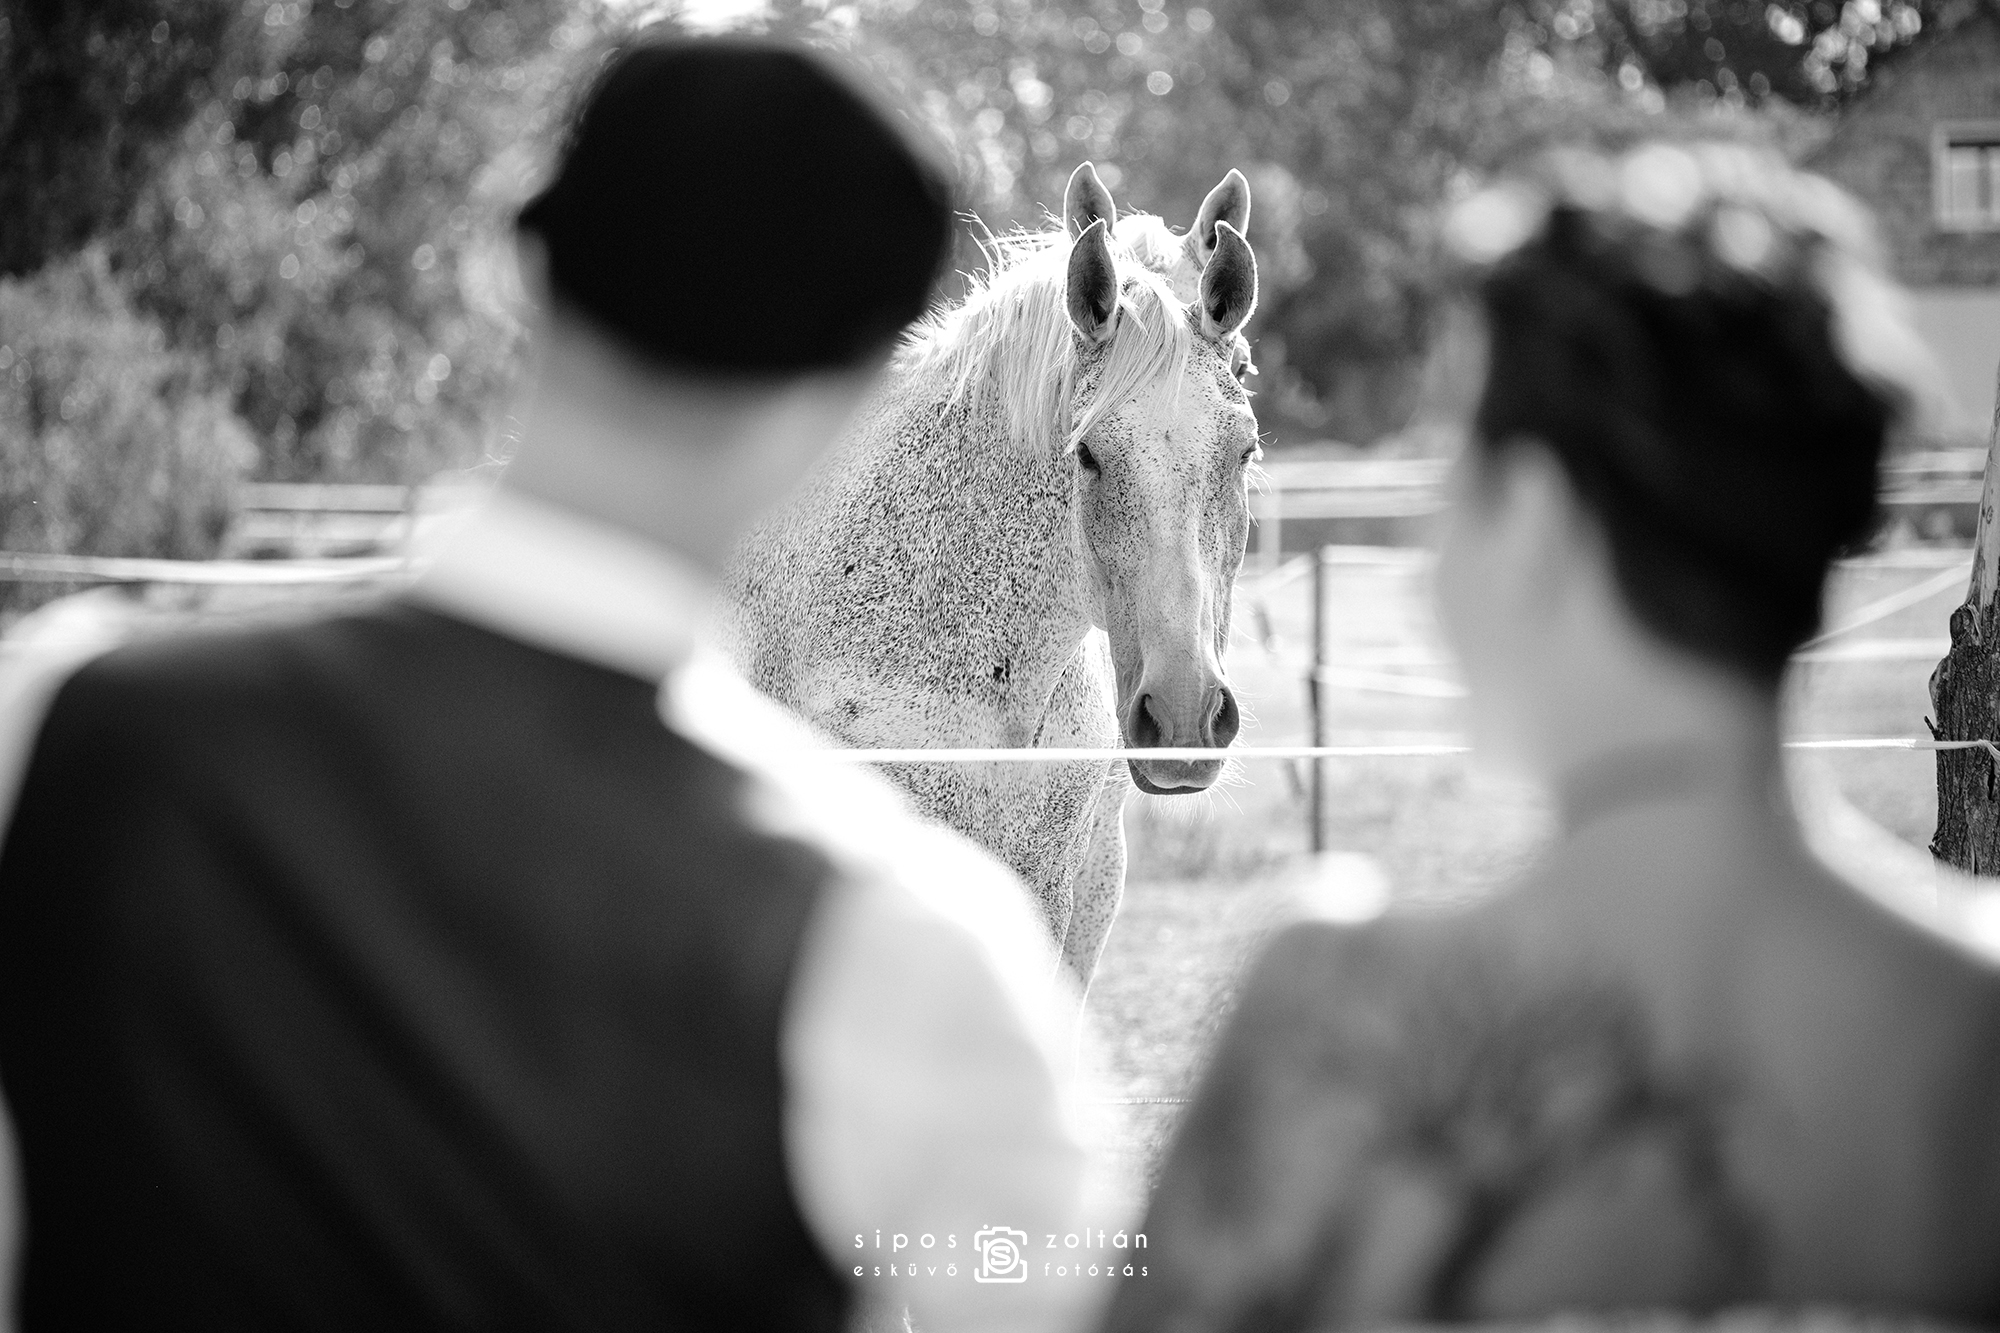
[1813,5,2000,442]
[1910,288,2000,435]
[1813,5,2000,288]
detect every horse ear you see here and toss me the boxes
[1064,162,1116,240]
[1191,168,1252,265]
[1067,218,1119,346]
[1199,220,1257,338]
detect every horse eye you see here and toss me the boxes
[1228,340,1258,382]
[1240,444,1260,466]
[1076,443,1101,474]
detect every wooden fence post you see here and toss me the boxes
[1930,362,2000,872]
[1309,546,1327,854]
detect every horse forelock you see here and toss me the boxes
[895,217,1195,456]
[1113,213,1192,277]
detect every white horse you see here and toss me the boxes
[726,163,1261,995]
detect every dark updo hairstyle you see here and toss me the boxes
[1448,141,1933,683]
[519,32,958,378]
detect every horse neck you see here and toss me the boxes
[863,358,1098,693]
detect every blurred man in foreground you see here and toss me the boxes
[0,35,1098,1333]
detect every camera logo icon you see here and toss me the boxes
[972,1226,1029,1283]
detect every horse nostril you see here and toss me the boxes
[1210,685,1241,747]
[1129,693,1167,748]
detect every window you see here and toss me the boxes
[1935,122,2000,232]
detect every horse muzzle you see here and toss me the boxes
[1122,683,1240,795]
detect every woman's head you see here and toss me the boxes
[1430,140,1936,767]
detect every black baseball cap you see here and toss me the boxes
[518,34,958,376]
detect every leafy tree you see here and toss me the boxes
[0,246,254,587]
[115,0,610,480]
[0,0,1957,500]
[1599,0,1942,105]
[800,0,1621,437]
[3,0,614,485]
[0,0,260,276]
[809,0,1944,442]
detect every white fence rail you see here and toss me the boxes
[12,448,1978,570]
[1251,448,1988,564]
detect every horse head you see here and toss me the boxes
[1060,163,1261,796]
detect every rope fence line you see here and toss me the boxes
[819,738,2000,764]
[826,743,1465,763]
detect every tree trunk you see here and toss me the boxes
[1930,365,2000,873]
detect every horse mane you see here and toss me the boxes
[895,215,1194,456]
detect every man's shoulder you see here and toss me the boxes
[12,600,507,788]
[0,598,411,838]
[670,652,1036,892]
[49,599,407,720]
[665,654,1063,995]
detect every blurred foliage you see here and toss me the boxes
[0,0,1957,561]
[781,0,1949,441]
[0,0,251,277]
[116,0,608,480]
[1,0,610,492]
[0,247,254,571]
[1606,0,1940,102]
